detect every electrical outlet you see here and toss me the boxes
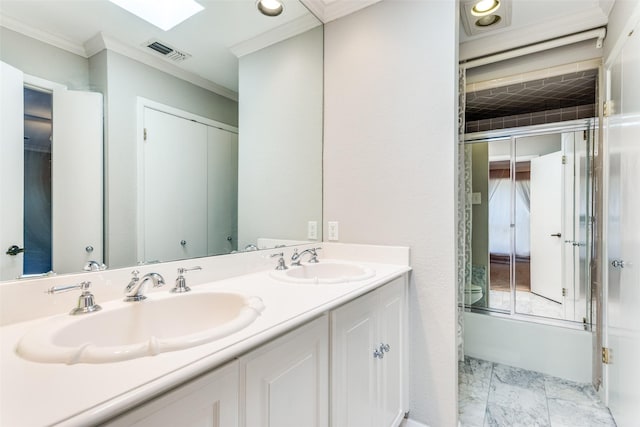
[328,221,339,241]
[307,221,318,240]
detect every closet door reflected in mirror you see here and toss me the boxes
[466,125,593,324]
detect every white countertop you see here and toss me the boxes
[0,255,410,427]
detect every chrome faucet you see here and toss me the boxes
[124,270,166,302]
[83,260,107,271]
[291,247,322,266]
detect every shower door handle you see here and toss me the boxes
[550,233,562,238]
[611,259,625,269]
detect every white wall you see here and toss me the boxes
[238,27,323,249]
[488,133,562,159]
[91,50,238,268]
[0,27,89,90]
[323,1,458,425]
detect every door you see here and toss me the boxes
[142,107,208,263]
[606,19,640,426]
[207,127,238,255]
[530,151,564,302]
[331,290,378,427]
[103,361,239,427]
[0,61,24,280]
[51,89,103,273]
[377,278,406,427]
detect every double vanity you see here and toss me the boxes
[0,243,410,427]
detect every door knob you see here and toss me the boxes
[6,245,25,256]
[550,233,562,238]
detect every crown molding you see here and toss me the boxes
[230,13,321,58]
[86,33,238,101]
[300,0,381,23]
[0,15,238,102]
[0,13,86,57]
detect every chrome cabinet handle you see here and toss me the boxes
[373,343,391,359]
[611,259,625,269]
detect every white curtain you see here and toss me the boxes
[489,178,531,256]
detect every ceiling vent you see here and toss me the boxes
[142,39,192,62]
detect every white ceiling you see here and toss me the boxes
[459,0,615,61]
[2,0,618,95]
[0,0,321,97]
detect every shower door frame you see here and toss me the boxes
[464,119,596,329]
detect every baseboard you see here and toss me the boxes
[400,418,430,427]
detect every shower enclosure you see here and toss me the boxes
[463,120,595,327]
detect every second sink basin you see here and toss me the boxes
[16,292,265,364]
[270,261,375,284]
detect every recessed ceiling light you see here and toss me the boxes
[108,0,204,31]
[256,0,284,17]
[471,0,500,16]
[475,14,502,27]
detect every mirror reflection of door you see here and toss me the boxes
[140,104,238,264]
[0,61,24,280]
[0,61,104,280]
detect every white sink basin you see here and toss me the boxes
[270,261,375,284]
[16,292,265,364]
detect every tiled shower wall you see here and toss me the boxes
[465,103,595,133]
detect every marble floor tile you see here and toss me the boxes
[458,358,617,427]
[544,376,616,427]
[459,357,494,427]
[547,397,616,427]
[459,357,493,400]
[487,364,550,427]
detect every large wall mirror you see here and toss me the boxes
[0,0,323,280]
[464,122,594,324]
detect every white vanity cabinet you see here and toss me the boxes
[98,276,407,427]
[330,276,407,427]
[239,314,329,427]
[103,361,239,427]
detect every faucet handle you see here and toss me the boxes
[309,247,322,263]
[177,266,202,275]
[47,281,102,315]
[172,266,202,293]
[270,252,288,270]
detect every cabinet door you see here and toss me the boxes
[377,277,406,427]
[331,290,379,427]
[103,361,238,427]
[241,315,328,427]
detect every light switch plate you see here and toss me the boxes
[472,192,482,205]
[307,221,318,240]
[327,221,339,241]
